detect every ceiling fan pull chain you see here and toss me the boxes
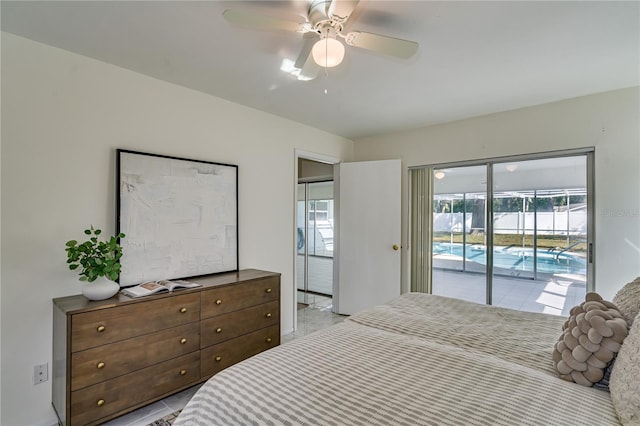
[323,36,329,94]
[325,36,329,68]
[323,64,329,95]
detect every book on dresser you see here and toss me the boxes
[121,279,201,298]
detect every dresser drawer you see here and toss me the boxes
[71,293,200,352]
[71,322,200,391]
[201,300,279,348]
[201,324,279,378]
[201,277,279,318]
[70,352,200,426]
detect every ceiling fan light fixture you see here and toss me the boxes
[312,37,345,67]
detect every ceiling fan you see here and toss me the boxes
[222,0,419,81]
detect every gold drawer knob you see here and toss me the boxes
[180,338,187,345]
[180,369,187,376]
[265,313,272,318]
[215,356,222,362]
[179,307,187,313]
[216,328,222,333]
[215,299,222,305]
[266,337,272,343]
[97,325,105,333]
[97,399,105,407]
[97,362,105,369]
[265,288,272,293]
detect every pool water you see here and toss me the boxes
[433,242,586,275]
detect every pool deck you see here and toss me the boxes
[433,268,585,316]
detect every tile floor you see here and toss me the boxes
[285,293,346,343]
[101,292,343,426]
[432,268,586,316]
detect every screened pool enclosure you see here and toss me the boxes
[432,188,587,279]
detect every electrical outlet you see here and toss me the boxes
[33,363,48,385]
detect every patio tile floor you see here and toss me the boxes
[433,268,585,316]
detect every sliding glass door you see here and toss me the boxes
[492,156,588,314]
[431,165,487,305]
[414,150,592,316]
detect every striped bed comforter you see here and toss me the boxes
[174,293,620,426]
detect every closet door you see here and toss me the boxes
[297,181,335,298]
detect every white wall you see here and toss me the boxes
[353,87,640,300]
[0,33,352,426]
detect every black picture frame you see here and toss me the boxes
[116,149,238,286]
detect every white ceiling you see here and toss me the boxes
[2,1,638,139]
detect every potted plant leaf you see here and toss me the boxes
[65,226,125,300]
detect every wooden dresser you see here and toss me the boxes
[52,269,280,426]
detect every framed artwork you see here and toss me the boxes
[117,149,238,286]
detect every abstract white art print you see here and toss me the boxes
[117,150,238,286]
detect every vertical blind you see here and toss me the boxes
[409,168,432,293]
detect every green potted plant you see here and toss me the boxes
[65,226,125,300]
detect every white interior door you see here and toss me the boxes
[333,159,402,315]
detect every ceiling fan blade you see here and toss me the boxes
[298,52,320,81]
[327,0,360,23]
[293,33,319,80]
[344,31,419,59]
[222,9,305,32]
[294,33,318,69]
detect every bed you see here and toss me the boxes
[174,279,640,426]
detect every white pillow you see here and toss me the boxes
[613,277,640,325]
[610,311,640,425]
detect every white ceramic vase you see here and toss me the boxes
[82,277,120,301]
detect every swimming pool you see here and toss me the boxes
[433,242,586,275]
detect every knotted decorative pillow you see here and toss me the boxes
[552,292,629,387]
